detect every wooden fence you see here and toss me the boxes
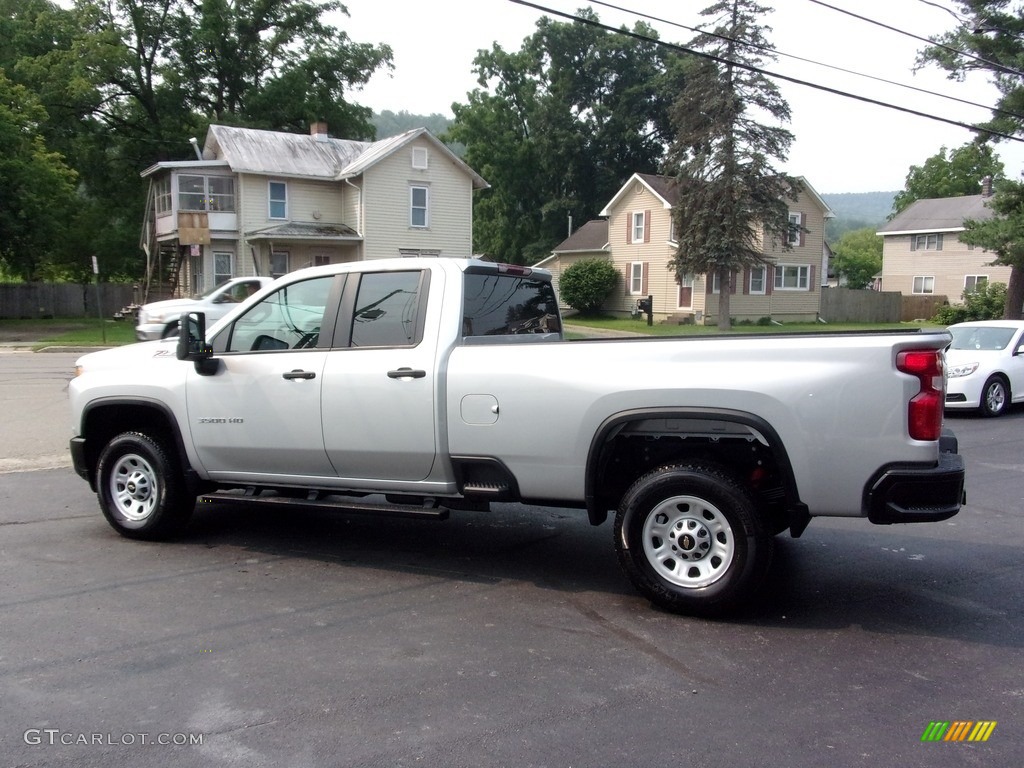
[818,287,902,323]
[0,283,139,320]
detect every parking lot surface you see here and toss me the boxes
[1,350,1021,766]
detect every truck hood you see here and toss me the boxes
[140,297,201,314]
[75,339,180,375]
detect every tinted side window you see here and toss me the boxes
[350,272,423,347]
[223,276,333,352]
[462,273,561,336]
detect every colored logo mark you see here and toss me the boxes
[921,721,997,742]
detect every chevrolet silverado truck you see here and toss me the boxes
[69,258,965,615]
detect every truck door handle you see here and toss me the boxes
[387,367,426,379]
[282,369,316,380]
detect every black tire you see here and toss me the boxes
[95,432,194,540]
[980,375,1009,417]
[613,463,773,616]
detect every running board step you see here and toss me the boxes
[198,493,450,521]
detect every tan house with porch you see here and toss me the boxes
[139,123,488,300]
[538,173,833,324]
[876,190,1008,303]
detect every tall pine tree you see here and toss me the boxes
[665,0,799,330]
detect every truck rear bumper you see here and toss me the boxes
[865,433,965,524]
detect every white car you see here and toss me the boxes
[945,320,1024,417]
[135,276,274,341]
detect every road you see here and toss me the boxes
[1,349,1021,767]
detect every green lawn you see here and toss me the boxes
[563,314,942,336]
[0,317,138,349]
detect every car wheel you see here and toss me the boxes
[95,432,194,540]
[613,463,773,616]
[980,375,1009,417]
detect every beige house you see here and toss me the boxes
[538,173,834,324]
[876,190,1007,302]
[140,123,488,299]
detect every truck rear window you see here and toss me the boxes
[462,272,561,337]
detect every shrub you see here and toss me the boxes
[933,282,1008,324]
[559,259,619,315]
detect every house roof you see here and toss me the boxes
[877,194,994,236]
[598,172,833,218]
[245,222,360,241]
[552,219,610,253]
[141,125,488,189]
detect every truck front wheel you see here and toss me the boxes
[96,432,194,540]
[613,464,772,616]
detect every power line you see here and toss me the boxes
[508,0,1024,143]
[583,0,1024,127]
[807,0,1024,79]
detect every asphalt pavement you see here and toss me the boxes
[0,347,1021,767]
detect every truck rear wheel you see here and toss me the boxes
[96,432,194,540]
[613,463,772,616]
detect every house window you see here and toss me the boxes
[154,177,172,216]
[712,270,739,294]
[314,255,331,267]
[631,211,646,244]
[964,275,988,293]
[214,252,233,285]
[270,251,289,278]
[787,212,803,245]
[269,181,288,220]
[629,262,645,295]
[207,176,235,211]
[177,174,235,212]
[749,266,767,294]
[913,275,935,294]
[412,148,428,169]
[410,186,429,227]
[913,233,943,251]
[774,264,809,290]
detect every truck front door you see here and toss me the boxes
[185,275,338,480]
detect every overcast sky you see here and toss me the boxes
[336,0,1024,194]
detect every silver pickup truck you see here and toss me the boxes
[69,258,965,615]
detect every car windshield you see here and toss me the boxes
[948,326,1017,351]
[194,281,231,300]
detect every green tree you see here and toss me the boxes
[959,179,1024,319]
[666,0,800,330]
[890,142,1004,217]
[0,73,78,281]
[830,227,882,289]
[448,10,683,263]
[558,258,619,314]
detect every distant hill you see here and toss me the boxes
[821,191,897,241]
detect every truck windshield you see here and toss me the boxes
[462,271,561,337]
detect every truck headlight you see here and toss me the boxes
[947,362,979,378]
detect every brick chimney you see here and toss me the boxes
[981,175,993,197]
[310,121,329,142]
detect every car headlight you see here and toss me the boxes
[947,362,979,378]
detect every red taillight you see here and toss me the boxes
[897,350,944,441]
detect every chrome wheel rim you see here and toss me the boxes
[641,495,735,589]
[986,381,1006,414]
[109,453,158,522]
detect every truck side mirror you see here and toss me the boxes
[176,311,218,375]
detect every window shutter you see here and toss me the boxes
[706,273,713,294]
[644,210,651,243]
[626,213,632,244]
[624,266,630,295]
[809,264,816,288]
[766,265,774,295]
[730,270,737,294]
[798,213,805,246]
[910,235,917,251]
[641,262,649,294]
[742,268,750,295]
[936,233,944,251]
